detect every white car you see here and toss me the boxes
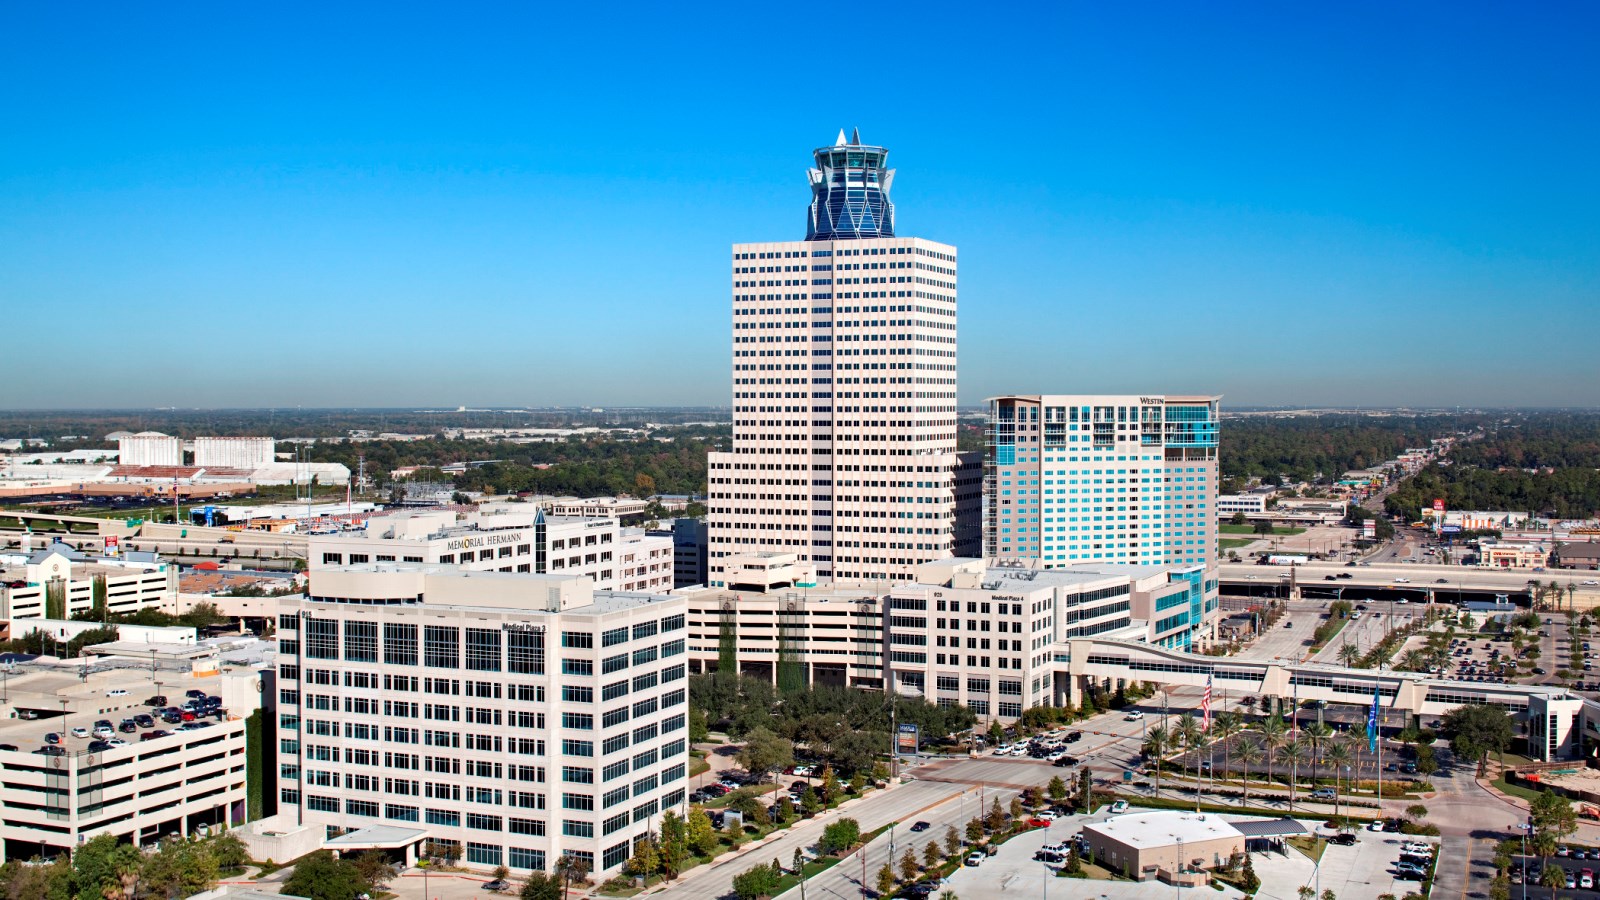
[1038,810,1059,821]
[70,727,90,739]
[1393,578,1410,584]
[1401,841,1433,855]
[964,853,984,867]
[1109,800,1129,814]
[1123,711,1144,721]
[1583,580,1599,586]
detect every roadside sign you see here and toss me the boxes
[895,723,919,756]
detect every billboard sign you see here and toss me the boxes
[1362,520,1376,540]
[1433,499,1446,511]
[1441,525,1462,534]
[103,535,119,557]
[895,723,919,756]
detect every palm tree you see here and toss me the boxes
[1174,714,1202,800]
[1338,641,1362,667]
[1282,737,1309,810]
[1257,714,1288,793]
[1398,649,1427,672]
[1235,735,1264,809]
[1212,711,1241,784]
[1324,740,1354,818]
[1143,726,1171,799]
[1305,721,1333,770]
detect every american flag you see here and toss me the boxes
[1201,673,1213,732]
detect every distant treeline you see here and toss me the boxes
[0,408,732,444]
[1384,413,1600,519]
[1218,414,1460,484]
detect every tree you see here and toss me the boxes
[1009,797,1025,821]
[74,833,145,900]
[800,785,821,817]
[924,840,942,869]
[732,863,781,900]
[737,728,794,784]
[1047,775,1068,803]
[965,817,984,844]
[863,862,891,898]
[1405,804,1429,826]
[1337,642,1362,667]
[1242,854,1260,893]
[986,797,1006,833]
[1282,737,1308,808]
[660,810,689,877]
[820,764,842,803]
[944,825,961,858]
[1144,725,1170,799]
[628,834,660,878]
[142,837,220,900]
[900,847,920,883]
[1298,886,1316,900]
[351,850,397,889]
[1541,863,1567,894]
[520,873,562,900]
[1078,766,1093,810]
[1440,703,1515,776]
[819,818,861,856]
[280,851,369,900]
[686,807,717,858]
[987,720,1004,745]
[1174,714,1202,790]
[1236,735,1264,808]
[1531,789,1578,854]
[1232,511,1248,526]
[554,855,590,900]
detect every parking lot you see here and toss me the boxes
[1511,851,1600,896]
[939,803,1436,900]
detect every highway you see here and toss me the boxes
[1220,560,1600,595]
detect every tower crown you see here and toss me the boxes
[805,129,895,240]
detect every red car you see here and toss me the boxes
[1027,818,1050,828]
[179,711,196,722]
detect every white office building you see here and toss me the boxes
[274,565,692,877]
[679,554,1219,716]
[307,508,673,594]
[707,130,981,588]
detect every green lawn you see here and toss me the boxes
[1219,538,1255,550]
[1493,775,1544,803]
[1220,524,1306,535]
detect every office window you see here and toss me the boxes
[465,628,502,672]
[384,623,418,665]
[508,628,545,675]
[424,626,459,669]
[305,618,338,659]
[344,621,378,663]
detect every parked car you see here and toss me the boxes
[964,853,984,867]
[1329,833,1356,846]
[45,732,62,745]
[144,695,167,707]
[1109,800,1128,814]
[70,727,90,739]
[482,879,511,893]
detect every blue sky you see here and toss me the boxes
[2,2,1597,409]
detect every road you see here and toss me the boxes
[662,780,976,900]
[1221,560,1600,595]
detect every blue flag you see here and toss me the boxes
[1367,684,1380,753]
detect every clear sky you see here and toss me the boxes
[2,3,1597,410]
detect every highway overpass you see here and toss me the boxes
[1219,560,1600,606]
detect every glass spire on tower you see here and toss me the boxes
[804,128,895,241]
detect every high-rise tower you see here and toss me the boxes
[707,131,980,586]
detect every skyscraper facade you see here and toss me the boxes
[707,131,979,586]
[984,394,1221,648]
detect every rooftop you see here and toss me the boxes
[1085,811,1244,849]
